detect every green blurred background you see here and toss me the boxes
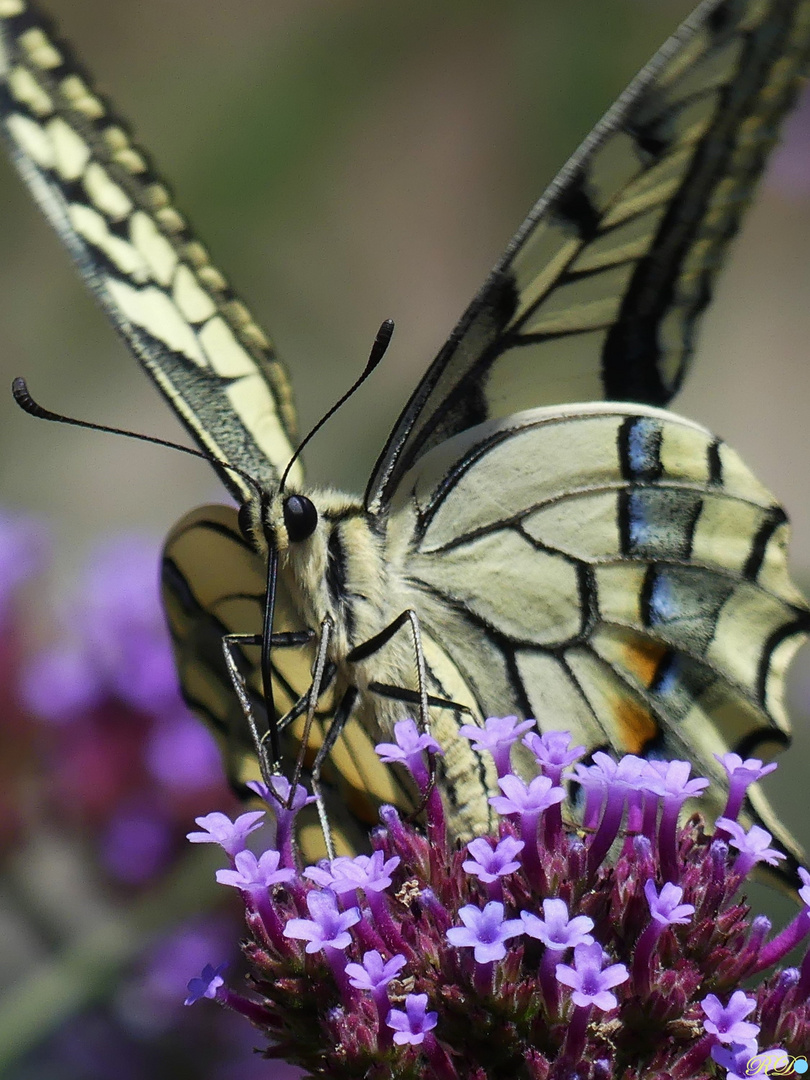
[0,0,809,1067]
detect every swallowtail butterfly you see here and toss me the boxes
[1,0,809,871]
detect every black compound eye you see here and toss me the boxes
[283,494,318,542]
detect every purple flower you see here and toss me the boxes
[146,713,223,793]
[521,898,594,951]
[489,773,565,819]
[186,810,265,857]
[247,776,314,814]
[458,715,535,776]
[386,993,438,1046]
[247,776,315,865]
[345,950,406,991]
[101,802,173,884]
[701,991,760,1044]
[284,890,361,953]
[715,818,786,877]
[376,718,442,794]
[647,759,710,881]
[462,836,524,883]
[375,718,441,764]
[187,732,810,1075]
[446,901,523,963]
[490,773,571,879]
[644,880,694,926]
[184,962,227,1006]
[216,849,296,891]
[80,536,183,716]
[21,642,103,723]
[522,730,585,784]
[304,851,400,896]
[715,753,778,823]
[555,942,629,1011]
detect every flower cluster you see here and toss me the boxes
[185,720,810,1078]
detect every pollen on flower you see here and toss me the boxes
[183,725,810,1078]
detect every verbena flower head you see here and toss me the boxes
[184,724,810,1077]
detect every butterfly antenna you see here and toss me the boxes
[279,318,394,493]
[12,377,265,501]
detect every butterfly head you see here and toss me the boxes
[238,490,319,556]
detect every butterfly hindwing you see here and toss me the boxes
[161,504,418,856]
[367,0,810,510]
[0,0,301,501]
[385,404,809,853]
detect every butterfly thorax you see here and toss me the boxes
[244,487,400,682]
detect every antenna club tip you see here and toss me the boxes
[11,376,34,411]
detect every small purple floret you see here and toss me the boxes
[555,942,629,1011]
[345,950,406,991]
[284,890,361,954]
[304,850,400,896]
[462,836,524,883]
[446,901,523,963]
[489,773,565,818]
[458,715,535,776]
[386,993,438,1046]
[186,810,265,857]
[522,730,585,785]
[716,818,786,877]
[701,991,760,1044]
[521,898,594,951]
[375,718,442,763]
[644,880,694,926]
[215,848,295,891]
[184,962,227,1006]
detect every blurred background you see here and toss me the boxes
[0,0,808,1076]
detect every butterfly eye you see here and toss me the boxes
[283,494,318,542]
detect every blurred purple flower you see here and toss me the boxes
[0,508,49,626]
[146,713,223,793]
[100,802,174,884]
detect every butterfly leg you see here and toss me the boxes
[347,609,430,734]
[347,609,441,805]
[221,628,315,782]
[368,683,472,716]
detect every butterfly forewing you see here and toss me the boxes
[367,0,810,510]
[0,0,301,502]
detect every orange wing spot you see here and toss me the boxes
[612,695,660,755]
[619,636,670,689]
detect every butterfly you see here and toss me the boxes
[1,0,809,872]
